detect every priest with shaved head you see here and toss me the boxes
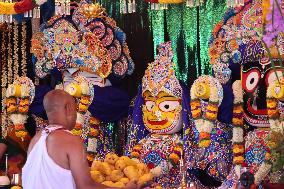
[22,89,137,189]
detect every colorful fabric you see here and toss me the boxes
[187,121,233,182]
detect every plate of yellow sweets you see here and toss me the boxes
[90,153,154,188]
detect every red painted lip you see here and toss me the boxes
[247,98,267,115]
[147,119,168,126]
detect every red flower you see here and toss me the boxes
[147,163,155,169]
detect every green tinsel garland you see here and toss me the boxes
[148,9,165,56]
[198,0,226,75]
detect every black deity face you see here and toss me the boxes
[242,58,283,128]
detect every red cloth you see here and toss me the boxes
[14,0,35,14]
[263,183,284,189]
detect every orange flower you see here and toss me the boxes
[74,123,83,129]
[174,146,183,153]
[205,112,217,120]
[133,145,142,151]
[233,156,244,164]
[131,151,140,158]
[233,147,244,154]
[19,99,30,106]
[233,105,243,113]
[267,99,277,108]
[228,39,239,51]
[89,128,99,137]
[80,96,91,105]
[18,106,29,113]
[169,153,180,164]
[14,124,25,130]
[89,117,100,125]
[6,98,16,105]
[232,118,243,125]
[207,104,218,111]
[267,109,279,117]
[87,153,94,162]
[192,110,202,119]
[199,139,211,148]
[190,101,201,109]
[7,105,17,113]
[78,103,88,112]
[209,168,217,175]
[15,130,28,139]
[199,132,210,139]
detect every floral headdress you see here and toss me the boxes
[142,41,182,98]
[31,1,134,79]
[72,1,134,77]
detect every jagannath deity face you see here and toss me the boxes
[142,90,182,134]
[242,58,283,127]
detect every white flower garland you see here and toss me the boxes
[254,80,284,184]
[254,163,272,185]
[34,0,48,6]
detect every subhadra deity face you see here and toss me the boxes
[142,90,182,134]
[242,58,283,127]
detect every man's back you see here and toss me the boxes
[28,128,76,170]
[23,126,77,189]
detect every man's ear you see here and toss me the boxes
[65,103,72,116]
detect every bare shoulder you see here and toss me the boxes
[27,132,41,154]
[48,130,83,150]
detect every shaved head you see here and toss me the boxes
[43,89,77,130]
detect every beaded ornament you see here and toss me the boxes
[142,41,182,98]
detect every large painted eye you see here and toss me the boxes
[242,69,261,92]
[266,69,284,86]
[159,101,180,112]
[145,101,155,112]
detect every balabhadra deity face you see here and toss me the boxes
[242,58,283,128]
[142,91,182,134]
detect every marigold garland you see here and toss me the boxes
[190,76,222,148]
[253,79,284,184]
[6,77,35,141]
[86,116,101,162]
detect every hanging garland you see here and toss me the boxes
[13,23,19,80]
[253,79,284,184]
[5,76,35,140]
[0,0,46,15]
[190,75,223,148]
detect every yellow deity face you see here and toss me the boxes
[142,90,182,134]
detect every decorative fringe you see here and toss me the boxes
[55,0,71,15]
[120,0,136,14]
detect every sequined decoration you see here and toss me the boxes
[183,6,197,78]
[148,9,165,56]
[166,4,182,79]
[199,0,227,75]
[149,1,227,82]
